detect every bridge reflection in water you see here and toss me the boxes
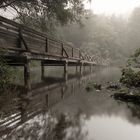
[0,72,95,139]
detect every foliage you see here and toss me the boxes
[0,51,14,92]
[86,82,102,91]
[126,6,140,55]
[120,68,140,87]
[0,58,11,91]
[1,0,89,34]
[125,48,140,68]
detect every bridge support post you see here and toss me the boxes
[24,59,31,92]
[72,83,74,95]
[83,64,85,72]
[80,63,83,76]
[90,64,92,73]
[41,61,45,80]
[61,86,65,99]
[76,65,78,73]
[64,61,68,81]
[46,94,49,108]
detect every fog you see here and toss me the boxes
[59,8,140,66]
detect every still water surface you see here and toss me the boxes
[0,67,140,140]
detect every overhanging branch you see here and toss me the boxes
[0,0,16,8]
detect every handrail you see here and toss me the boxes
[0,16,75,50]
[0,16,95,63]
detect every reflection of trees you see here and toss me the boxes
[115,99,140,125]
[5,111,88,140]
[127,103,140,124]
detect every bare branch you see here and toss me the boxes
[10,4,20,15]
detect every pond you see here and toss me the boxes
[0,66,140,140]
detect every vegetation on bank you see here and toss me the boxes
[0,56,11,92]
[0,50,17,93]
[120,68,140,87]
[85,48,140,104]
[111,49,140,103]
[120,48,140,87]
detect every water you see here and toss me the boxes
[0,66,140,140]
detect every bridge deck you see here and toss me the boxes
[0,16,96,92]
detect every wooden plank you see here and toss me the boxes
[23,34,46,44]
[49,45,62,56]
[0,28,18,37]
[0,22,18,32]
[0,16,75,50]
[22,30,46,41]
[0,38,17,49]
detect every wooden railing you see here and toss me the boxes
[0,16,94,62]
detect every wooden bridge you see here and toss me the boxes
[0,16,97,92]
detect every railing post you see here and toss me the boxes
[72,48,74,58]
[80,62,83,76]
[46,38,49,53]
[61,43,64,56]
[18,27,29,51]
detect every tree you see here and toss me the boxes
[60,13,128,65]
[127,6,140,53]
[0,0,90,34]
[0,0,88,25]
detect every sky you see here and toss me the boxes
[87,0,140,16]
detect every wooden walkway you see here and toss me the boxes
[0,16,97,92]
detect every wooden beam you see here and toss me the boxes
[80,63,83,76]
[64,61,68,82]
[62,43,69,57]
[18,28,30,51]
